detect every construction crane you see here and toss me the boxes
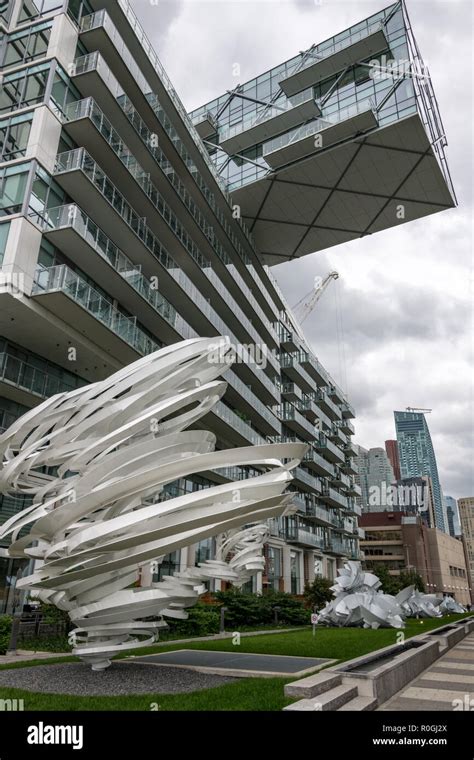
[405,407,432,413]
[291,271,339,324]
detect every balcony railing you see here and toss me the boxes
[286,526,325,549]
[36,204,195,341]
[0,352,84,400]
[32,265,160,357]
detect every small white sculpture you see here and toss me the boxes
[317,561,406,629]
[0,337,306,670]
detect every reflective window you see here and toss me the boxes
[0,1,13,27]
[0,163,30,216]
[0,62,50,113]
[0,222,10,265]
[0,112,33,161]
[18,0,63,22]
[3,21,52,68]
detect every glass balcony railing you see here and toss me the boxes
[32,265,160,357]
[286,526,325,549]
[284,18,384,80]
[107,95,279,342]
[213,401,266,446]
[80,10,151,97]
[219,87,315,143]
[36,203,196,341]
[262,98,376,160]
[0,352,85,400]
[52,148,277,399]
[55,135,278,367]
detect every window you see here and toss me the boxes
[18,0,63,22]
[3,21,52,68]
[0,1,13,27]
[0,163,31,216]
[0,62,50,114]
[0,113,33,161]
[0,222,10,265]
[50,65,81,116]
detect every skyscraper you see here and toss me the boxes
[394,411,446,532]
[445,495,461,537]
[353,445,395,512]
[385,439,401,480]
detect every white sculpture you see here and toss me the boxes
[317,561,406,629]
[0,337,306,670]
[439,596,465,614]
[317,562,459,628]
[395,585,442,619]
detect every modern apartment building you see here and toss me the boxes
[360,512,472,606]
[385,439,401,480]
[0,0,454,609]
[395,410,446,532]
[458,497,474,581]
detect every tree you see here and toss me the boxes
[303,577,333,611]
[399,570,425,593]
[368,564,401,595]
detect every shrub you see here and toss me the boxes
[0,615,12,654]
[213,588,309,628]
[303,577,333,612]
[164,603,220,638]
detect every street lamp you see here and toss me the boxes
[273,605,281,626]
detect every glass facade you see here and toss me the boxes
[395,411,446,532]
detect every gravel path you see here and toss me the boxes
[0,662,237,696]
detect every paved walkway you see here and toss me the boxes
[379,633,474,711]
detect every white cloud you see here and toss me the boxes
[132,0,473,499]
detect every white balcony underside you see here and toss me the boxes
[230,113,456,265]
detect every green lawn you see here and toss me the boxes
[0,613,470,712]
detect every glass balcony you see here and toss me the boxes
[285,525,325,549]
[292,467,322,494]
[32,264,160,357]
[37,203,196,341]
[303,448,336,478]
[321,484,348,509]
[263,100,378,169]
[314,433,345,463]
[278,18,388,96]
[218,89,321,154]
[213,401,266,446]
[0,352,84,400]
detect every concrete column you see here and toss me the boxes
[1,217,43,295]
[255,571,263,594]
[186,543,196,569]
[26,106,62,175]
[306,551,315,584]
[48,12,79,72]
[179,546,188,572]
[298,551,305,594]
[282,544,291,593]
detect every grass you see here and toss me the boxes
[0,613,470,712]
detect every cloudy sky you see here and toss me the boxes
[131,0,473,500]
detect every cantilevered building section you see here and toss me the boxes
[394,411,446,533]
[0,0,366,609]
[191,0,456,265]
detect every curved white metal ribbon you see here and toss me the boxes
[0,337,307,670]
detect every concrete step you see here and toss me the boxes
[338,695,377,711]
[284,671,342,699]
[284,684,358,712]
